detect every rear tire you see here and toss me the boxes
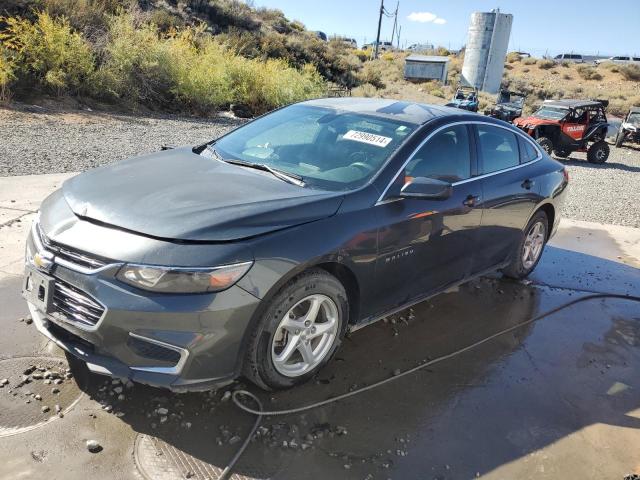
[587,140,610,164]
[615,129,626,148]
[242,269,348,390]
[503,211,548,279]
[554,149,571,158]
[536,137,554,155]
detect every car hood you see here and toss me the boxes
[513,116,556,127]
[61,147,344,242]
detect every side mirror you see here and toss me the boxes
[400,177,452,200]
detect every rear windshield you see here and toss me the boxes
[533,106,568,120]
[211,105,416,191]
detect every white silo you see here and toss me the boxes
[461,8,513,94]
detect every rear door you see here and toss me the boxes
[473,124,542,273]
[372,123,483,313]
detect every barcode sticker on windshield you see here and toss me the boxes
[343,130,392,147]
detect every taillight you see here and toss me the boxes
[562,168,569,183]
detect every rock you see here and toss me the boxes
[86,440,102,453]
[31,373,43,380]
[54,379,63,385]
[34,394,42,401]
[156,407,168,415]
[44,379,51,385]
[113,386,123,394]
[160,416,168,423]
[0,379,9,386]
[25,318,33,325]
[229,435,241,445]
[117,394,125,401]
[41,406,50,413]
[392,369,402,376]
[221,390,231,402]
[52,388,60,394]
[103,405,113,413]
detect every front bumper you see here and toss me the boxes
[24,222,261,392]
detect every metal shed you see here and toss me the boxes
[404,55,449,84]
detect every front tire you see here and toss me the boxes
[536,137,554,155]
[615,129,626,148]
[243,269,348,390]
[587,140,610,164]
[503,211,548,279]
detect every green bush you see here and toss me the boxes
[619,64,640,81]
[0,48,16,100]
[0,11,94,94]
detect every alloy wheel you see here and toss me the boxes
[522,221,546,269]
[271,294,339,377]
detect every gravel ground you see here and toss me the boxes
[1,105,639,227]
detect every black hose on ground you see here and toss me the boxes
[220,292,640,479]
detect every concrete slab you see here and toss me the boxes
[0,172,76,211]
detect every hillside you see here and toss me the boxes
[1,0,639,117]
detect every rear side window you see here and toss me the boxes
[518,136,539,163]
[405,125,471,183]
[477,124,520,173]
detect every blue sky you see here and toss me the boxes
[254,0,640,57]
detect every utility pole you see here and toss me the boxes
[373,0,384,59]
[397,25,402,49]
[390,1,399,50]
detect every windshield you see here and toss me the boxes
[627,112,640,125]
[210,105,415,191]
[533,106,568,121]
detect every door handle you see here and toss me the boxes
[522,179,535,189]
[463,194,480,207]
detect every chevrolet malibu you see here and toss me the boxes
[23,98,568,391]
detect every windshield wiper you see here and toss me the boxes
[223,158,305,187]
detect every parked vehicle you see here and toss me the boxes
[364,41,394,52]
[553,53,584,63]
[331,36,357,49]
[446,86,479,112]
[23,98,567,391]
[407,43,435,52]
[513,99,610,163]
[484,90,527,122]
[595,56,640,65]
[615,107,640,148]
[313,31,328,42]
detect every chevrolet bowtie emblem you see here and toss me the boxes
[33,251,54,272]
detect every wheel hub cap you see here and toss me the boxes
[522,221,546,269]
[271,294,339,377]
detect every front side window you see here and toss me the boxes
[405,125,471,183]
[477,125,520,173]
[212,105,415,191]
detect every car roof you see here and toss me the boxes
[300,98,465,125]
[542,99,604,109]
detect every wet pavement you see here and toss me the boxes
[0,181,639,479]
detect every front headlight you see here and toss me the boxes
[116,261,253,293]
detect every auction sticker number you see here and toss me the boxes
[343,130,392,147]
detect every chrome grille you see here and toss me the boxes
[36,223,107,270]
[51,279,105,327]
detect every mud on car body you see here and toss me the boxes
[23,98,568,391]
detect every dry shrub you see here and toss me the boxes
[619,64,640,81]
[576,64,602,81]
[538,59,555,70]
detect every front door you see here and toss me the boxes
[372,124,483,314]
